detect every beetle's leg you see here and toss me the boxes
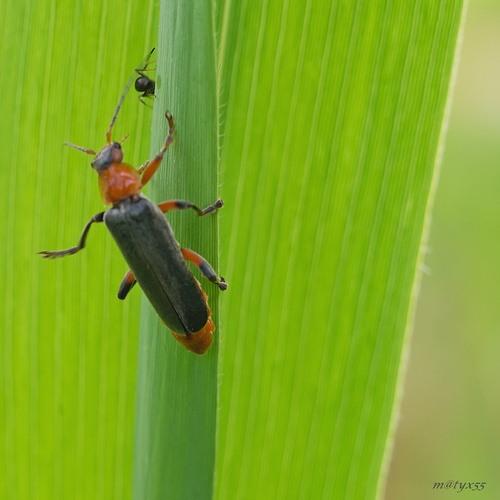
[117,270,137,300]
[157,198,223,217]
[140,112,175,187]
[181,248,227,290]
[38,212,105,259]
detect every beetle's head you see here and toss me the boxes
[91,142,123,171]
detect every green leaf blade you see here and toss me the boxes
[216,1,465,498]
[133,1,221,499]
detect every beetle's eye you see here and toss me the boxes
[92,145,118,170]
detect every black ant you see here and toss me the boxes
[135,48,156,106]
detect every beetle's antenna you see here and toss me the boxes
[105,48,156,145]
[63,142,97,155]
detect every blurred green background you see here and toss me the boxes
[0,0,494,498]
[386,1,500,498]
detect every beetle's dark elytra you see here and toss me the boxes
[104,195,209,334]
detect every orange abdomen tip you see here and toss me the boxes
[171,317,215,355]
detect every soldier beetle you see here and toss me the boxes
[39,54,226,354]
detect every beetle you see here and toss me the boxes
[39,64,227,354]
[135,47,156,106]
